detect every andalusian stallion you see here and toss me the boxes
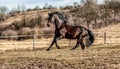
[46,12,94,51]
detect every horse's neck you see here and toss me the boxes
[54,18,63,30]
[54,19,58,29]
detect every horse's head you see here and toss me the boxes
[47,12,54,27]
[47,12,67,27]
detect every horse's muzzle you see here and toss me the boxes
[47,23,50,27]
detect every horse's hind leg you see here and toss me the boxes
[71,39,79,50]
[55,36,65,49]
[80,42,85,50]
[78,37,85,50]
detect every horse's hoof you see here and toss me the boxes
[56,46,60,49]
[58,47,60,49]
[70,49,74,50]
[46,49,50,51]
[82,48,85,50]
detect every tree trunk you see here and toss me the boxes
[23,14,26,27]
[94,17,97,27]
[87,21,90,29]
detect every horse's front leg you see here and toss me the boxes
[55,35,64,49]
[55,39,60,49]
[46,35,62,51]
[46,36,56,51]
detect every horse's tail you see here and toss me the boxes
[83,30,94,47]
[87,30,94,44]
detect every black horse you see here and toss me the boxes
[46,12,94,51]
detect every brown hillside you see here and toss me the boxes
[0,9,68,27]
[0,9,119,37]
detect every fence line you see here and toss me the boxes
[0,34,54,38]
[0,32,120,50]
[0,32,120,38]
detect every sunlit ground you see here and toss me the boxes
[0,42,120,69]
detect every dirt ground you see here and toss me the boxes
[0,43,120,69]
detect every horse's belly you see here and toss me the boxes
[65,34,78,39]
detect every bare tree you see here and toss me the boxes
[34,5,40,10]
[0,6,8,14]
[17,5,21,13]
[73,2,79,8]
[21,5,26,12]
[80,0,97,29]
[43,3,48,9]
[0,6,8,22]
[107,0,120,23]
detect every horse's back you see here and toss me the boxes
[64,25,83,39]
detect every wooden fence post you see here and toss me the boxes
[69,40,71,46]
[33,34,35,50]
[104,32,106,44]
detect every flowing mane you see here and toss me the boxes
[48,12,68,24]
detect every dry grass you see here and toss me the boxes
[0,37,120,51]
[0,37,120,69]
[98,23,120,33]
[0,44,120,69]
[0,38,75,52]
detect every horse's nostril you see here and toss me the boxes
[47,23,50,27]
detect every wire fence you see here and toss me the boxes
[0,32,120,50]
